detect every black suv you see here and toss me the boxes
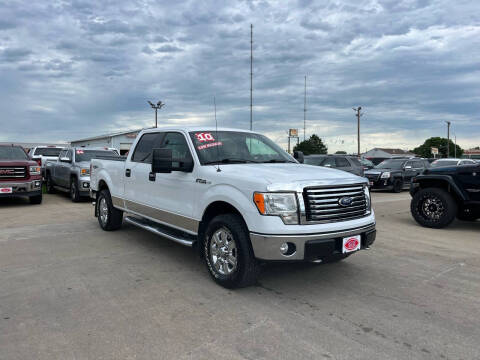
[365,158,430,192]
[410,162,480,228]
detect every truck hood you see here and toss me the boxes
[0,160,37,166]
[365,168,398,175]
[210,163,366,191]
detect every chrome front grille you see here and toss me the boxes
[0,167,27,179]
[366,173,380,182]
[304,184,368,223]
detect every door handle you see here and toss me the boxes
[149,172,156,182]
[125,169,131,177]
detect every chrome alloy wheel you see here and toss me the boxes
[210,227,237,275]
[422,196,444,220]
[99,197,108,226]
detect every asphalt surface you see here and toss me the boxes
[0,192,479,360]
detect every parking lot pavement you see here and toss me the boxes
[0,193,479,360]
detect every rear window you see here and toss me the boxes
[34,147,62,156]
[75,150,118,162]
[0,147,29,160]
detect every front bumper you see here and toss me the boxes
[0,180,42,198]
[78,178,90,195]
[367,177,394,190]
[250,223,376,261]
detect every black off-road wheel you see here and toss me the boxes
[204,214,260,288]
[29,194,43,205]
[70,179,81,202]
[392,179,403,193]
[45,173,55,194]
[411,188,457,228]
[97,189,123,231]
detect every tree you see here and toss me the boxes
[412,137,463,158]
[335,151,347,154]
[293,134,328,155]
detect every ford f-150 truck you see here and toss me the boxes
[0,145,42,204]
[90,128,376,288]
[45,147,119,202]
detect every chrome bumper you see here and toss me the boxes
[0,180,42,195]
[250,223,376,261]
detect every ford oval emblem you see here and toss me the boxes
[339,196,353,207]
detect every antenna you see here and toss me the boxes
[214,96,221,172]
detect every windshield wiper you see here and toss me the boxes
[203,158,258,165]
[262,159,295,163]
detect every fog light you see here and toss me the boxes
[280,242,289,254]
[83,182,90,188]
[34,181,41,187]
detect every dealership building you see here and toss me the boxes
[70,128,147,155]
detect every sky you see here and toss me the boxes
[0,0,479,153]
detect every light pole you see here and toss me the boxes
[353,107,362,156]
[148,100,165,128]
[445,121,451,157]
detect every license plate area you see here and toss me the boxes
[342,235,361,253]
[0,187,13,194]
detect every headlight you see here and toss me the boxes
[253,192,299,224]
[363,185,371,214]
[380,172,391,179]
[80,168,90,176]
[29,166,41,175]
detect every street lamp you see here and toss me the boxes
[445,121,451,157]
[353,107,362,156]
[148,100,165,128]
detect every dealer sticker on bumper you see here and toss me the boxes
[342,235,361,253]
[0,187,13,194]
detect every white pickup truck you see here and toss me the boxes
[90,127,376,288]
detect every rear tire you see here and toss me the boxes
[46,173,55,194]
[70,179,80,202]
[392,179,403,193]
[29,194,42,205]
[204,214,260,288]
[457,208,479,222]
[411,188,457,228]
[97,189,123,231]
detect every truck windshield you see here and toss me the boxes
[0,147,29,160]
[75,150,118,162]
[375,159,406,169]
[34,147,62,156]
[189,131,295,165]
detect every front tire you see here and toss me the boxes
[411,188,457,228]
[70,179,81,202]
[204,214,260,288]
[29,194,43,205]
[97,189,123,231]
[392,179,403,193]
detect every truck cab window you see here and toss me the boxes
[161,132,192,159]
[132,133,163,163]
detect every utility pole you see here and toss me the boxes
[303,75,307,141]
[250,24,253,131]
[454,133,457,158]
[147,100,165,128]
[353,107,363,156]
[445,121,451,157]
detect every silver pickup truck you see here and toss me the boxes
[45,147,119,202]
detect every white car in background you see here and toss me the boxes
[431,158,477,167]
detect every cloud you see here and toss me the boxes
[0,0,478,153]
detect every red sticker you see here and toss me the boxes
[76,150,84,154]
[344,237,360,251]
[198,141,223,150]
[195,133,215,142]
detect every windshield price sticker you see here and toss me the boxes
[76,150,84,154]
[195,133,215,142]
[198,141,223,150]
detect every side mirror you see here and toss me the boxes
[60,157,71,163]
[293,151,304,163]
[404,165,412,170]
[152,148,173,173]
[175,158,194,173]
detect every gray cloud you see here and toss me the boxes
[0,0,478,152]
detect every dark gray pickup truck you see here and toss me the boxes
[45,147,118,202]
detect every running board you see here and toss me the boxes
[124,216,195,247]
[53,185,69,193]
